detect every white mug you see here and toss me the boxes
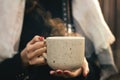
[44,36,85,71]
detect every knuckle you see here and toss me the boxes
[26,45,32,53]
[29,60,34,65]
[26,44,31,52]
[27,54,31,59]
[39,57,45,65]
[34,35,39,40]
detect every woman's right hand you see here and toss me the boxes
[50,57,89,78]
[20,35,47,66]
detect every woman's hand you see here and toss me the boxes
[50,57,89,78]
[20,35,47,66]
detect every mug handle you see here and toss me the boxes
[42,39,47,61]
[42,52,47,61]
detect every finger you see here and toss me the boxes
[50,70,64,77]
[29,56,46,65]
[29,35,44,45]
[82,58,89,77]
[50,71,56,75]
[27,47,46,60]
[29,35,41,44]
[63,68,82,78]
[27,41,45,53]
[56,70,64,75]
[56,70,69,78]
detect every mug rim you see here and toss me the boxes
[46,36,85,39]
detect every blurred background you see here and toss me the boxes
[99,0,120,80]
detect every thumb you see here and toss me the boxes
[82,58,89,77]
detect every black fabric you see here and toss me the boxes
[38,0,63,19]
[0,53,100,80]
[0,52,25,79]
[26,59,100,80]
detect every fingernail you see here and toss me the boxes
[57,71,62,74]
[39,36,44,41]
[84,71,88,77]
[64,72,68,75]
[50,71,55,75]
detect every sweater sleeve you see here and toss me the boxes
[0,52,28,79]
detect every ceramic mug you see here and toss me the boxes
[43,36,85,71]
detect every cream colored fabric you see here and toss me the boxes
[72,0,115,54]
[0,0,25,61]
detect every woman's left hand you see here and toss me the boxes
[49,57,89,78]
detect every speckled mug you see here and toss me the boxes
[45,36,85,70]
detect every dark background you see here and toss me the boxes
[99,0,120,79]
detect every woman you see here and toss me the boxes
[21,0,118,80]
[0,0,89,80]
[0,0,118,80]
